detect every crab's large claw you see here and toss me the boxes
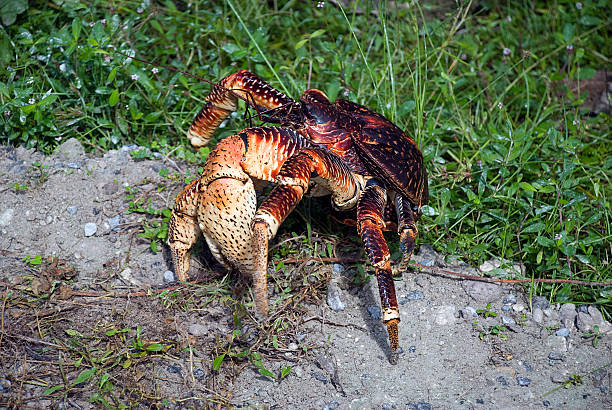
[187,70,293,148]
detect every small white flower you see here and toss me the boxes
[503,47,511,56]
[137,7,144,14]
[386,102,391,109]
[28,98,36,104]
[151,67,159,74]
[131,74,139,81]
[566,44,574,52]
[497,102,503,109]
[59,63,66,72]
[576,2,583,10]
[572,119,579,125]
[4,110,11,117]
[104,55,111,63]
[100,19,106,25]
[317,2,325,7]
[554,233,562,240]
[343,89,349,97]
[89,22,95,27]
[506,16,512,22]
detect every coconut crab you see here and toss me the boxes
[168,70,428,364]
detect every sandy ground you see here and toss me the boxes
[0,141,610,409]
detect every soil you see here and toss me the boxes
[0,140,610,409]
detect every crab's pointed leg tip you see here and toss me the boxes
[389,350,399,365]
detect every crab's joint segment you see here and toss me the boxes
[395,195,418,276]
[385,318,400,365]
[275,148,359,210]
[187,70,294,148]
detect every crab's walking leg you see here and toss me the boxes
[357,180,401,364]
[251,148,361,317]
[168,180,202,281]
[187,70,294,148]
[393,194,418,277]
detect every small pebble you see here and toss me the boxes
[296,332,307,343]
[84,222,97,237]
[400,290,424,304]
[0,209,14,226]
[516,377,531,387]
[407,402,431,410]
[503,294,517,305]
[167,364,181,374]
[66,205,78,215]
[311,371,328,384]
[323,401,340,410]
[326,282,346,311]
[408,345,416,353]
[188,324,208,336]
[502,316,515,325]
[578,305,589,313]
[461,306,478,318]
[496,376,508,386]
[501,305,512,312]
[287,342,298,351]
[532,296,549,310]
[513,304,525,312]
[555,327,570,337]
[548,352,564,361]
[367,305,382,320]
[193,369,204,378]
[163,270,176,282]
[66,161,81,169]
[332,263,344,274]
[108,215,120,231]
[532,308,544,324]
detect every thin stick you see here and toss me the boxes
[278,257,612,287]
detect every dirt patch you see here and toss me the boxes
[0,141,610,408]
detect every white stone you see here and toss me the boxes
[84,222,97,237]
[0,209,14,226]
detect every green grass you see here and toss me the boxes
[1,0,610,311]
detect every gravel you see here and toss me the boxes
[1,142,610,409]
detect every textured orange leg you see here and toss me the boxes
[168,180,202,281]
[250,148,361,318]
[187,70,294,148]
[357,181,401,364]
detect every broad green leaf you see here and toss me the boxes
[280,366,292,379]
[258,367,275,379]
[213,353,225,370]
[109,89,119,106]
[72,17,81,40]
[310,29,325,38]
[72,367,96,386]
[523,222,545,233]
[1,0,28,26]
[106,67,118,84]
[519,182,537,192]
[43,384,63,395]
[145,343,163,352]
[295,38,308,50]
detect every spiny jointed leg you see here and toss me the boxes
[357,180,401,364]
